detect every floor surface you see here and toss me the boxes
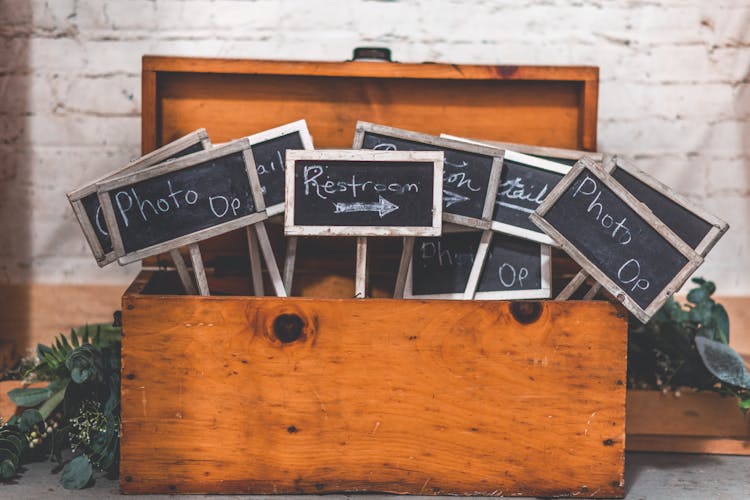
[1,452,747,499]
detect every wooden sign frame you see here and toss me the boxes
[603,155,729,257]
[97,138,268,265]
[284,149,444,237]
[67,129,210,266]
[530,156,703,323]
[557,156,729,301]
[353,122,503,230]
[440,134,603,164]
[243,119,314,217]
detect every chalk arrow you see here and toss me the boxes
[333,195,399,218]
[443,189,470,208]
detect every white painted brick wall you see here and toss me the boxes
[1,0,748,294]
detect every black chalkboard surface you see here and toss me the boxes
[409,232,482,297]
[285,150,443,237]
[246,120,313,215]
[491,150,570,245]
[68,129,209,266]
[607,157,727,256]
[354,122,503,229]
[476,234,550,299]
[97,139,267,265]
[406,231,550,299]
[531,158,703,323]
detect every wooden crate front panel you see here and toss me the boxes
[121,282,626,496]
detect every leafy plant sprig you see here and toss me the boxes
[0,319,121,487]
[628,277,750,411]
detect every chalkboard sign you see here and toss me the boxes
[604,156,728,257]
[354,122,503,229]
[476,234,551,299]
[284,149,443,237]
[404,231,551,299]
[491,150,571,245]
[530,157,703,323]
[68,129,210,266]
[244,119,313,216]
[97,139,267,265]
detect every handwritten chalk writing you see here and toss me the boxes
[113,179,234,228]
[497,263,529,288]
[572,175,632,245]
[303,165,419,200]
[617,258,650,292]
[209,195,241,218]
[419,240,458,267]
[497,177,550,214]
[256,150,284,176]
[333,196,399,218]
[443,189,469,207]
[95,204,108,236]
[368,139,479,193]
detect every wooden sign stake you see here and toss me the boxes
[355,237,368,298]
[246,227,264,296]
[393,237,415,299]
[462,230,493,299]
[283,236,298,294]
[555,270,589,301]
[253,222,287,297]
[188,243,210,296]
[582,281,602,300]
[168,249,197,295]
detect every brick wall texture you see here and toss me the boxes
[0,0,748,293]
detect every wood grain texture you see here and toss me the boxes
[626,390,750,455]
[121,279,626,496]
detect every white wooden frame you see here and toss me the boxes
[284,149,444,237]
[487,149,571,246]
[242,119,314,217]
[440,134,604,164]
[353,121,503,230]
[96,138,268,265]
[67,129,210,266]
[530,156,704,323]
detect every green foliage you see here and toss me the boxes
[0,425,25,481]
[0,317,122,488]
[60,455,93,489]
[628,277,750,411]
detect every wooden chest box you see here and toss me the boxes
[121,55,627,496]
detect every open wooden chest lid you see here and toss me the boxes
[143,55,598,153]
[140,54,598,296]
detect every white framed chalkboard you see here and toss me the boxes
[353,122,503,230]
[284,149,444,237]
[243,119,314,216]
[530,157,704,323]
[490,150,571,245]
[404,230,551,300]
[441,134,604,166]
[67,129,210,266]
[603,156,728,257]
[96,138,268,265]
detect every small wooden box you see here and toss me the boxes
[121,56,627,496]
